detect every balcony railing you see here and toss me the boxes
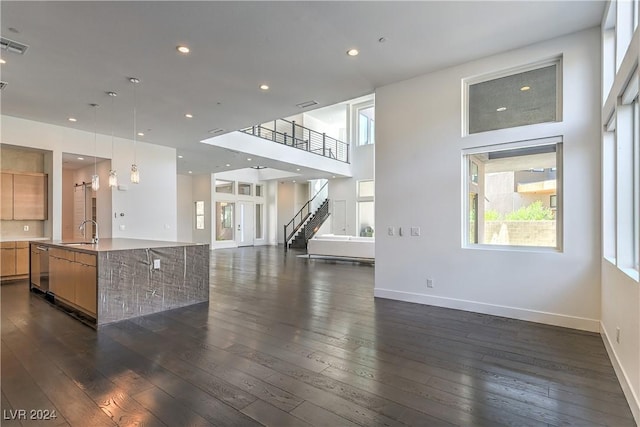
[241,118,350,163]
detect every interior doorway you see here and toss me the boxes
[236,201,255,247]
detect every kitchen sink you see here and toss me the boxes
[60,242,94,245]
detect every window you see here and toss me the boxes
[355,104,375,145]
[357,179,375,236]
[195,201,205,230]
[466,59,561,134]
[255,184,263,197]
[255,204,263,239]
[216,202,234,241]
[238,182,252,196]
[464,138,562,249]
[215,180,234,194]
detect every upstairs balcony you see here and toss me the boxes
[241,118,350,163]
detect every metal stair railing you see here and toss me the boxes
[284,181,328,251]
[241,118,350,163]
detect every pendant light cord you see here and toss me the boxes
[93,105,98,176]
[133,80,137,164]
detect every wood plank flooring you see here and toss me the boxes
[1,246,635,426]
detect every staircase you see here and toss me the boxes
[288,199,330,249]
[284,181,330,251]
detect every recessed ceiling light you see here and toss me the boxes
[68,117,77,122]
[296,168,300,171]
[520,86,531,91]
[178,155,183,159]
[185,113,193,118]
[188,170,193,174]
[496,107,507,112]
[292,180,296,183]
[177,45,190,54]
[259,84,269,91]
[247,158,252,161]
[332,176,336,178]
[137,132,144,136]
[77,157,84,160]
[0,59,5,64]
[347,48,359,56]
[225,163,231,167]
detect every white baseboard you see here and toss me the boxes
[601,322,640,425]
[373,288,600,332]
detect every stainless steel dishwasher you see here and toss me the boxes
[31,245,49,292]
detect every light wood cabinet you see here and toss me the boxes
[13,173,47,220]
[1,246,16,276]
[15,242,29,275]
[1,173,14,220]
[48,247,96,317]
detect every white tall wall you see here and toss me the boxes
[177,174,194,243]
[1,115,177,241]
[375,28,602,331]
[191,174,212,245]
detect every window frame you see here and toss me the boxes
[462,136,564,252]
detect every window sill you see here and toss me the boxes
[463,244,562,254]
[620,267,639,282]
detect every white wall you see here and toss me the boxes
[1,115,177,241]
[375,28,602,331]
[177,174,193,242]
[191,174,212,245]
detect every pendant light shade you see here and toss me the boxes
[107,91,118,188]
[130,77,140,184]
[90,103,100,191]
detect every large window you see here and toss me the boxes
[255,204,263,240]
[464,138,562,249]
[357,179,375,237]
[355,104,375,146]
[466,59,561,135]
[215,180,234,194]
[216,202,234,241]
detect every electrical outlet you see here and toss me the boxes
[427,278,434,288]
[23,225,29,231]
[616,327,621,343]
[388,226,395,236]
[153,259,161,270]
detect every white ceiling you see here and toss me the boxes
[0,1,604,178]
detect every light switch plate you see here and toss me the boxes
[153,259,161,269]
[410,227,420,236]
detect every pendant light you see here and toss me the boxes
[130,77,140,184]
[107,91,118,187]
[90,103,100,191]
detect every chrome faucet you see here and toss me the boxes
[79,219,99,244]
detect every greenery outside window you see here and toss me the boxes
[463,137,562,250]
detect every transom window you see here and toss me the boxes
[465,59,562,135]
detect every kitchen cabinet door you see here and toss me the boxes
[75,263,97,315]
[15,243,29,275]
[1,173,14,219]
[13,173,47,220]
[1,248,16,276]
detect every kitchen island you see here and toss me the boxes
[29,238,209,327]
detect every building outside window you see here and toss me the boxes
[464,138,562,249]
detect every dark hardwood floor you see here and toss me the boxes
[1,246,635,426]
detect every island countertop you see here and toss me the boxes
[33,238,206,253]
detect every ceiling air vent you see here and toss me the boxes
[296,100,318,109]
[0,81,7,90]
[0,37,29,54]
[208,128,224,135]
